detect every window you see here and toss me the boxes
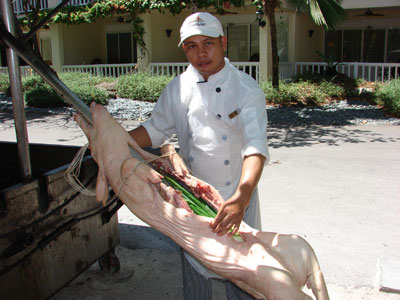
[40,38,52,65]
[387,28,400,63]
[250,24,260,61]
[363,29,385,62]
[106,32,137,64]
[226,16,287,62]
[276,16,288,62]
[0,46,6,67]
[226,24,262,62]
[343,30,361,62]
[325,30,342,61]
[325,27,399,63]
[227,24,249,61]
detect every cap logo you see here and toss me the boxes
[189,16,206,27]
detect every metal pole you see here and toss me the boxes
[1,0,32,179]
[0,7,144,162]
[0,27,93,123]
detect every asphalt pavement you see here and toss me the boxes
[1,110,400,300]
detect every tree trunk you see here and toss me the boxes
[264,0,279,90]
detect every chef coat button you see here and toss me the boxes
[189,156,194,162]
[216,87,221,93]
[226,181,231,186]
[224,159,230,165]
[217,114,222,119]
[222,135,227,141]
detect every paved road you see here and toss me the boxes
[1,110,400,299]
[260,124,400,298]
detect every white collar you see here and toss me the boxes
[187,57,230,83]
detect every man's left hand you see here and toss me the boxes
[209,196,247,236]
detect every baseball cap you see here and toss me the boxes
[178,12,224,47]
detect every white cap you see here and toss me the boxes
[178,12,224,47]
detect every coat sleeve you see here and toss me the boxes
[141,78,180,148]
[239,88,270,163]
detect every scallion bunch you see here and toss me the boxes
[161,173,243,241]
[162,173,217,218]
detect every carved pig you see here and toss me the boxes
[75,103,329,300]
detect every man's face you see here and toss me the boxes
[182,35,227,80]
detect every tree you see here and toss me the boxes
[1,0,72,62]
[26,0,245,66]
[256,0,347,89]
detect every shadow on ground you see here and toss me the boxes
[268,124,400,149]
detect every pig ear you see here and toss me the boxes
[74,113,92,138]
[96,168,109,205]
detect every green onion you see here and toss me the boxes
[161,172,243,242]
[162,173,217,218]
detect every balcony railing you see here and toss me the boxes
[1,62,399,83]
[12,0,92,14]
[148,62,260,82]
[62,63,137,77]
[61,0,92,5]
[13,0,49,15]
[294,62,400,82]
[0,65,36,77]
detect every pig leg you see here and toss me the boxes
[74,104,329,300]
[244,231,329,300]
[119,159,317,300]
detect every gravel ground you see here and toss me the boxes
[1,93,399,126]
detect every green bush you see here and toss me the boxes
[25,85,63,107]
[22,72,109,108]
[117,73,173,102]
[375,79,400,117]
[292,73,357,99]
[261,80,328,106]
[70,83,108,105]
[22,75,46,92]
[0,73,10,93]
[318,80,346,99]
[60,72,108,86]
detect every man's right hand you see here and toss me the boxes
[160,144,189,177]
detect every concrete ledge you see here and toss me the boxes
[379,259,400,294]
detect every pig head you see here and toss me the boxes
[74,103,329,300]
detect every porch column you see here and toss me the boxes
[50,23,64,73]
[287,11,297,63]
[287,11,297,77]
[137,13,152,72]
[259,22,271,81]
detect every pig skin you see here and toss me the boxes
[75,103,329,300]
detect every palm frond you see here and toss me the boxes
[286,0,347,30]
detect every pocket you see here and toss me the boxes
[188,154,232,192]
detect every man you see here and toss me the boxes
[129,12,269,300]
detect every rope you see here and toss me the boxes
[64,143,179,198]
[64,143,97,196]
[116,150,177,198]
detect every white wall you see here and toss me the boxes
[62,21,104,65]
[342,0,400,9]
[149,12,187,62]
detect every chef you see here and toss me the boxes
[129,12,269,300]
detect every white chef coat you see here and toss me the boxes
[142,58,269,279]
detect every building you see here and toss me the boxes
[1,0,400,81]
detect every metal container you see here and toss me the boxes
[0,142,119,300]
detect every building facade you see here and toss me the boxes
[1,0,399,81]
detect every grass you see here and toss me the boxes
[1,71,399,117]
[375,79,400,117]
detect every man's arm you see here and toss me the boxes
[129,125,152,148]
[210,153,265,236]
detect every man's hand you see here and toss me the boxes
[210,195,248,236]
[210,154,266,237]
[160,144,189,177]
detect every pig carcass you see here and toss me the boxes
[74,103,329,300]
